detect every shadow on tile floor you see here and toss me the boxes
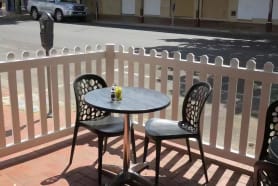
[34,135,253,186]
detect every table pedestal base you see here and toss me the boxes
[109,171,152,186]
[103,162,152,186]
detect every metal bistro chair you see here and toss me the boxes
[68,74,137,186]
[253,100,278,186]
[143,82,212,185]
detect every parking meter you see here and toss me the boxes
[39,12,54,118]
[39,12,54,55]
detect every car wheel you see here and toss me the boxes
[54,9,63,22]
[79,16,87,22]
[31,7,39,20]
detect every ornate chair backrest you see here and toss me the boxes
[254,161,278,185]
[73,74,110,122]
[259,100,278,160]
[181,82,212,133]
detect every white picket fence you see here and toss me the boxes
[0,44,277,167]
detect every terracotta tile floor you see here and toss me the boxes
[0,131,254,186]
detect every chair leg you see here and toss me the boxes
[155,140,161,186]
[185,138,192,162]
[103,137,107,154]
[253,162,259,186]
[130,124,137,163]
[98,136,104,186]
[197,137,209,183]
[143,135,149,162]
[69,125,79,165]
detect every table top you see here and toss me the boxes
[269,137,278,163]
[84,87,170,114]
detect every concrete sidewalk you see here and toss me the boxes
[1,9,277,39]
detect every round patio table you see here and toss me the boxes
[85,86,170,185]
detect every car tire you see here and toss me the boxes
[54,9,63,22]
[79,16,87,22]
[31,7,39,20]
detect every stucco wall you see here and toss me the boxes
[100,0,121,15]
[174,0,194,17]
[135,0,142,16]
[202,0,229,20]
[83,0,97,14]
[228,0,238,19]
[95,0,277,23]
[160,0,170,17]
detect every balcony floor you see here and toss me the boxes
[0,131,253,186]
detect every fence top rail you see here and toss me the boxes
[0,44,105,62]
[0,43,276,81]
[116,45,275,71]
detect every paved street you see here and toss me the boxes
[0,20,277,70]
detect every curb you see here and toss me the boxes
[0,12,31,23]
[92,21,278,39]
[1,11,278,39]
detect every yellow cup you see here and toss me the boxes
[115,86,122,101]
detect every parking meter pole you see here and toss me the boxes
[171,3,175,26]
[46,50,53,118]
[196,0,201,27]
[95,0,99,20]
[139,0,144,23]
[40,12,54,118]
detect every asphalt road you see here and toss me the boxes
[0,20,278,70]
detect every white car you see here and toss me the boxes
[27,0,88,22]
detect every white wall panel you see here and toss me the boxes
[144,0,160,16]
[273,0,278,19]
[237,0,268,20]
[122,0,135,14]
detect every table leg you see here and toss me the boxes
[108,114,152,186]
[123,114,130,174]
